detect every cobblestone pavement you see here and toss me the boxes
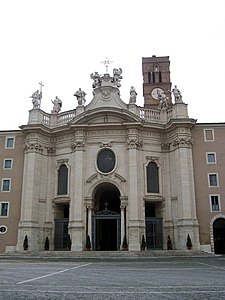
[0,256,225,299]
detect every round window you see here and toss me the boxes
[0,225,7,234]
[97,149,116,173]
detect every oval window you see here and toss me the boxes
[0,225,7,234]
[97,149,116,173]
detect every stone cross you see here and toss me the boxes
[104,201,109,211]
[101,57,113,73]
[38,81,44,107]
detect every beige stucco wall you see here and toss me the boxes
[0,131,25,252]
[192,124,225,250]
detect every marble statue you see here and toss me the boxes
[30,90,42,108]
[74,88,86,106]
[172,85,183,103]
[90,72,102,88]
[51,96,62,114]
[157,89,168,109]
[129,86,137,104]
[112,68,123,87]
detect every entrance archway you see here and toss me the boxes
[213,218,225,254]
[92,183,121,251]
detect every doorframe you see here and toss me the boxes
[92,210,121,250]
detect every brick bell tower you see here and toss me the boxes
[142,55,172,108]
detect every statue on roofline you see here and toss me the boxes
[74,88,86,106]
[90,72,102,88]
[112,68,123,87]
[172,85,183,103]
[157,89,168,109]
[129,86,137,104]
[30,90,42,109]
[51,96,62,114]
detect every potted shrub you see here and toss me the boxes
[186,234,192,250]
[140,235,146,251]
[122,235,128,251]
[66,234,72,250]
[44,237,49,251]
[23,235,28,251]
[86,235,91,251]
[167,235,173,250]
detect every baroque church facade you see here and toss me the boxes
[1,55,224,253]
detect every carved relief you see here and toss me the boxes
[127,139,143,149]
[100,141,112,148]
[71,141,85,151]
[161,142,171,151]
[24,142,44,153]
[172,138,193,148]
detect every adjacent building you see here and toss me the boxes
[0,56,224,254]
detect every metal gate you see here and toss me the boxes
[145,217,163,249]
[92,210,121,251]
[54,218,69,250]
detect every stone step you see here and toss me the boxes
[0,250,214,261]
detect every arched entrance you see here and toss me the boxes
[92,183,121,251]
[213,218,225,254]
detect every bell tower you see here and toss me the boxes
[142,55,172,108]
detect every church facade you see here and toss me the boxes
[0,55,224,253]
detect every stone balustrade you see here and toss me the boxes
[28,103,188,127]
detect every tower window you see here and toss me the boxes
[146,162,159,193]
[57,164,68,195]
[159,71,162,83]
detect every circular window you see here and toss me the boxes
[0,225,7,234]
[97,149,116,173]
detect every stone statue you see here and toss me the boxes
[112,68,123,87]
[172,85,182,103]
[90,72,102,88]
[30,90,42,108]
[74,88,86,106]
[157,89,168,109]
[129,86,137,104]
[51,96,62,114]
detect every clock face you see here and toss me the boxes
[151,88,164,100]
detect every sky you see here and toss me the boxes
[0,0,224,130]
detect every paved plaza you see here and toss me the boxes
[0,255,225,299]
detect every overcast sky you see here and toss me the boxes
[0,0,224,130]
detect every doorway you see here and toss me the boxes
[54,203,70,250]
[92,183,121,251]
[213,218,225,254]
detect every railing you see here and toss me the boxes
[139,108,161,121]
[43,113,50,125]
[57,110,76,124]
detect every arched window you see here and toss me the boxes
[146,162,159,193]
[57,164,68,195]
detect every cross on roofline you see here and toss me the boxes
[101,57,113,73]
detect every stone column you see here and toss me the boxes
[127,128,143,251]
[172,135,200,250]
[16,142,44,251]
[120,197,128,249]
[69,131,85,251]
[84,197,93,242]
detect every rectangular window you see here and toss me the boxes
[204,129,214,142]
[206,153,216,164]
[2,179,11,191]
[5,137,15,148]
[3,159,13,169]
[208,174,218,187]
[0,202,9,217]
[209,195,220,212]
